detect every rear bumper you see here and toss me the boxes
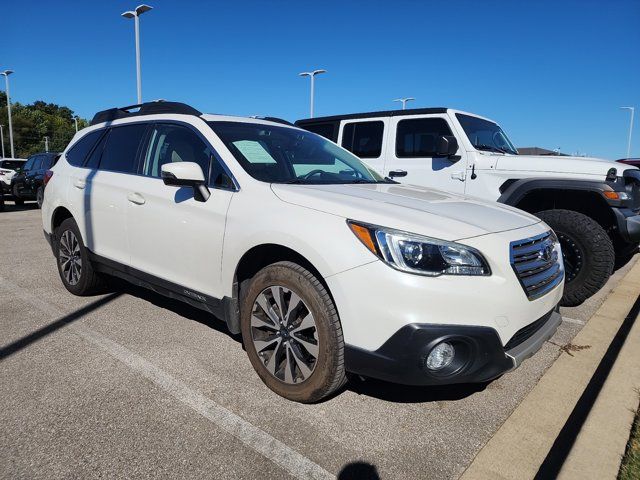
[344,309,561,386]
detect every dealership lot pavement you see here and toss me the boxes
[1,205,637,480]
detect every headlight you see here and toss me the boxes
[347,220,490,276]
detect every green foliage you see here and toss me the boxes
[619,406,640,480]
[0,91,89,158]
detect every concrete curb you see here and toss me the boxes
[460,258,640,480]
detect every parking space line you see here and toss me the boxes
[562,316,585,325]
[0,277,334,480]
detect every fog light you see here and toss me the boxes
[426,342,455,371]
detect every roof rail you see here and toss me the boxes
[249,116,294,126]
[90,100,202,125]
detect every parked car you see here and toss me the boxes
[0,158,26,194]
[296,109,640,306]
[11,152,59,207]
[618,158,640,168]
[43,101,564,402]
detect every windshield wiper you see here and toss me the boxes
[475,144,509,154]
[283,177,310,184]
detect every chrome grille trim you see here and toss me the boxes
[510,231,564,300]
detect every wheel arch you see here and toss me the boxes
[499,179,617,233]
[226,243,336,335]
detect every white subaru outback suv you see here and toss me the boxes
[42,101,564,402]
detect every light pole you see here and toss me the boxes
[0,124,4,158]
[299,69,326,118]
[122,4,153,104]
[620,106,635,159]
[44,136,49,153]
[73,116,79,132]
[1,70,15,158]
[393,97,415,110]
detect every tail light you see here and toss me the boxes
[43,170,54,186]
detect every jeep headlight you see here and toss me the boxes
[348,220,490,276]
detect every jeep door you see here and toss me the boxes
[337,119,388,174]
[387,115,467,193]
[126,122,233,299]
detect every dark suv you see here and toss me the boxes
[11,152,59,208]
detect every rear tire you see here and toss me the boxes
[12,185,24,206]
[536,209,614,307]
[54,218,107,296]
[240,261,346,403]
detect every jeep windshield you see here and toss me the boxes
[208,121,387,184]
[456,113,518,155]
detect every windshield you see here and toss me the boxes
[208,121,386,184]
[456,113,518,155]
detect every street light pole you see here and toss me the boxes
[299,69,326,118]
[0,125,4,158]
[122,5,153,104]
[620,106,635,159]
[44,136,49,153]
[1,70,15,158]
[73,116,79,133]
[393,97,415,110]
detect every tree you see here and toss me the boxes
[0,91,88,158]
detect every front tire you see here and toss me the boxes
[54,218,107,296]
[240,261,346,403]
[536,209,614,307]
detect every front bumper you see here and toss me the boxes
[613,208,640,243]
[345,309,561,385]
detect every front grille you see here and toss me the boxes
[510,231,564,300]
[504,309,554,351]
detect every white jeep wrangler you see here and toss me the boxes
[296,109,640,306]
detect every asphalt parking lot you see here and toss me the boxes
[1,204,638,480]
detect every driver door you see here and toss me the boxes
[387,115,467,193]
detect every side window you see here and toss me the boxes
[302,122,337,141]
[100,123,147,173]
[341,121,384,158]
[142,124,211,179]
[66,130,104,167]
[396,118,453,158]
[84,131,109,169]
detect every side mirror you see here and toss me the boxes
[161,162,210,202]
[436,135,459,158]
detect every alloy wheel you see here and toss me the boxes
[250,285,319,384]
[58,230,82,285]
[558,232,582,283]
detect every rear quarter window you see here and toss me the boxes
[66,130,105,167]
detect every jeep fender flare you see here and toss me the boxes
[497,177,617,207]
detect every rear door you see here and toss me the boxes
[82,123,148,264]
[387,115,467,193]
[337,118,388,174]
[126,122,234,298]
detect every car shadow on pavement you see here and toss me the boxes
[345,375,489,404]
[110,278,242,343]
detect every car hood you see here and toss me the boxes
[271,183,541,241]
[495,154,625,177]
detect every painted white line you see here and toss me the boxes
[0,278,334,480]
[562,316,586,325]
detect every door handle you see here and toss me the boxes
[127,192,146,205]
[73,179,86,189]
[451,171,466,181]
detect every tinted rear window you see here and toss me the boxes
[99,124,147,173]
[300,122,337,141]
[341,121,384,158]
[0,160,25,170]
[66,130,104,167]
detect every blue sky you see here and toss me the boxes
[2,0,639,159]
